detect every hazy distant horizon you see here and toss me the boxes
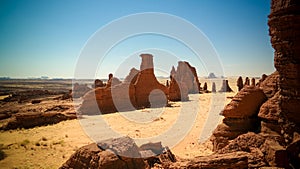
[0,0,275,79]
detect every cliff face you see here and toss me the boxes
[268,0,300,125]
[210,1,300,168]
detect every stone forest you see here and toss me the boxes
[60,0,300,168]
[0,0,299,168]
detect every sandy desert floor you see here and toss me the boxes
[0,78,240,168]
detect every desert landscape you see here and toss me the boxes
[0,67,240,168]
[1,0,300,168]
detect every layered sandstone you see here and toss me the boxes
[210,1,300,168]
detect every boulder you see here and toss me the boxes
[60,142,147,169]
[221,86,267,118]
[61,137,177,169]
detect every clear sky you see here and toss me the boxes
[0,0,274,79]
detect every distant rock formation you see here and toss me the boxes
[237,76,243,91]
[218,80,233,92]
[203,82,207,91]
[251,78,256,86]
[208,72,217,78]
[244,77,250,86]
[72,83,91,98]
[168,61,200,101]
[172,61,200,94]
[79,54,168,114]
[211,82,216,93]
[94,79,104,88]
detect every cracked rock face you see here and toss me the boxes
[268,0,300,125]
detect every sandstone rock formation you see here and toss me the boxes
[211,86,267,150]
[94,79,104,88]
[79,54,168,114]
[269,0,300,126]
[170,61,200,94]
[203,82,207,91]
[218,80,233,92]
[168,61,200,101]
[61,137,176,169]
[168,76,188,101]
[210,1,300,168]
[134,54,168,108]
[212,82,216,93]
[251,78,255,86]
[244,77,250,86]
[237,76,243,91]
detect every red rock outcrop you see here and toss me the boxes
[168,61,199,101]
[251,78,256,86]
[244,77,250,86]
[210,1,300,168]
[134,54,168,108]
[168,76,188,101]
[269,0,300,126]
[237,76,243,91]
[61,137,176,169]
[169,61,200,94]
[79,54,168,114]
[258,71,279,98]
[211,86,267,150]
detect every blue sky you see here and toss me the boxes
[0,0,274,79]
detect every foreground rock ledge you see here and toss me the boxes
[61,137,254,169]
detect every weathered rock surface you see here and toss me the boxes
[168,78,188,101]
[258,91,281,122]
[60,142,147,169]
[269,0,300,126]
[169,61,200,96]
[134,54,168,108]
[170,151,249,169]
[221,86,267,118]
[210,1,300,168]
[258,71,279,98]
[61,137,176,169]
[212,86,267,151]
